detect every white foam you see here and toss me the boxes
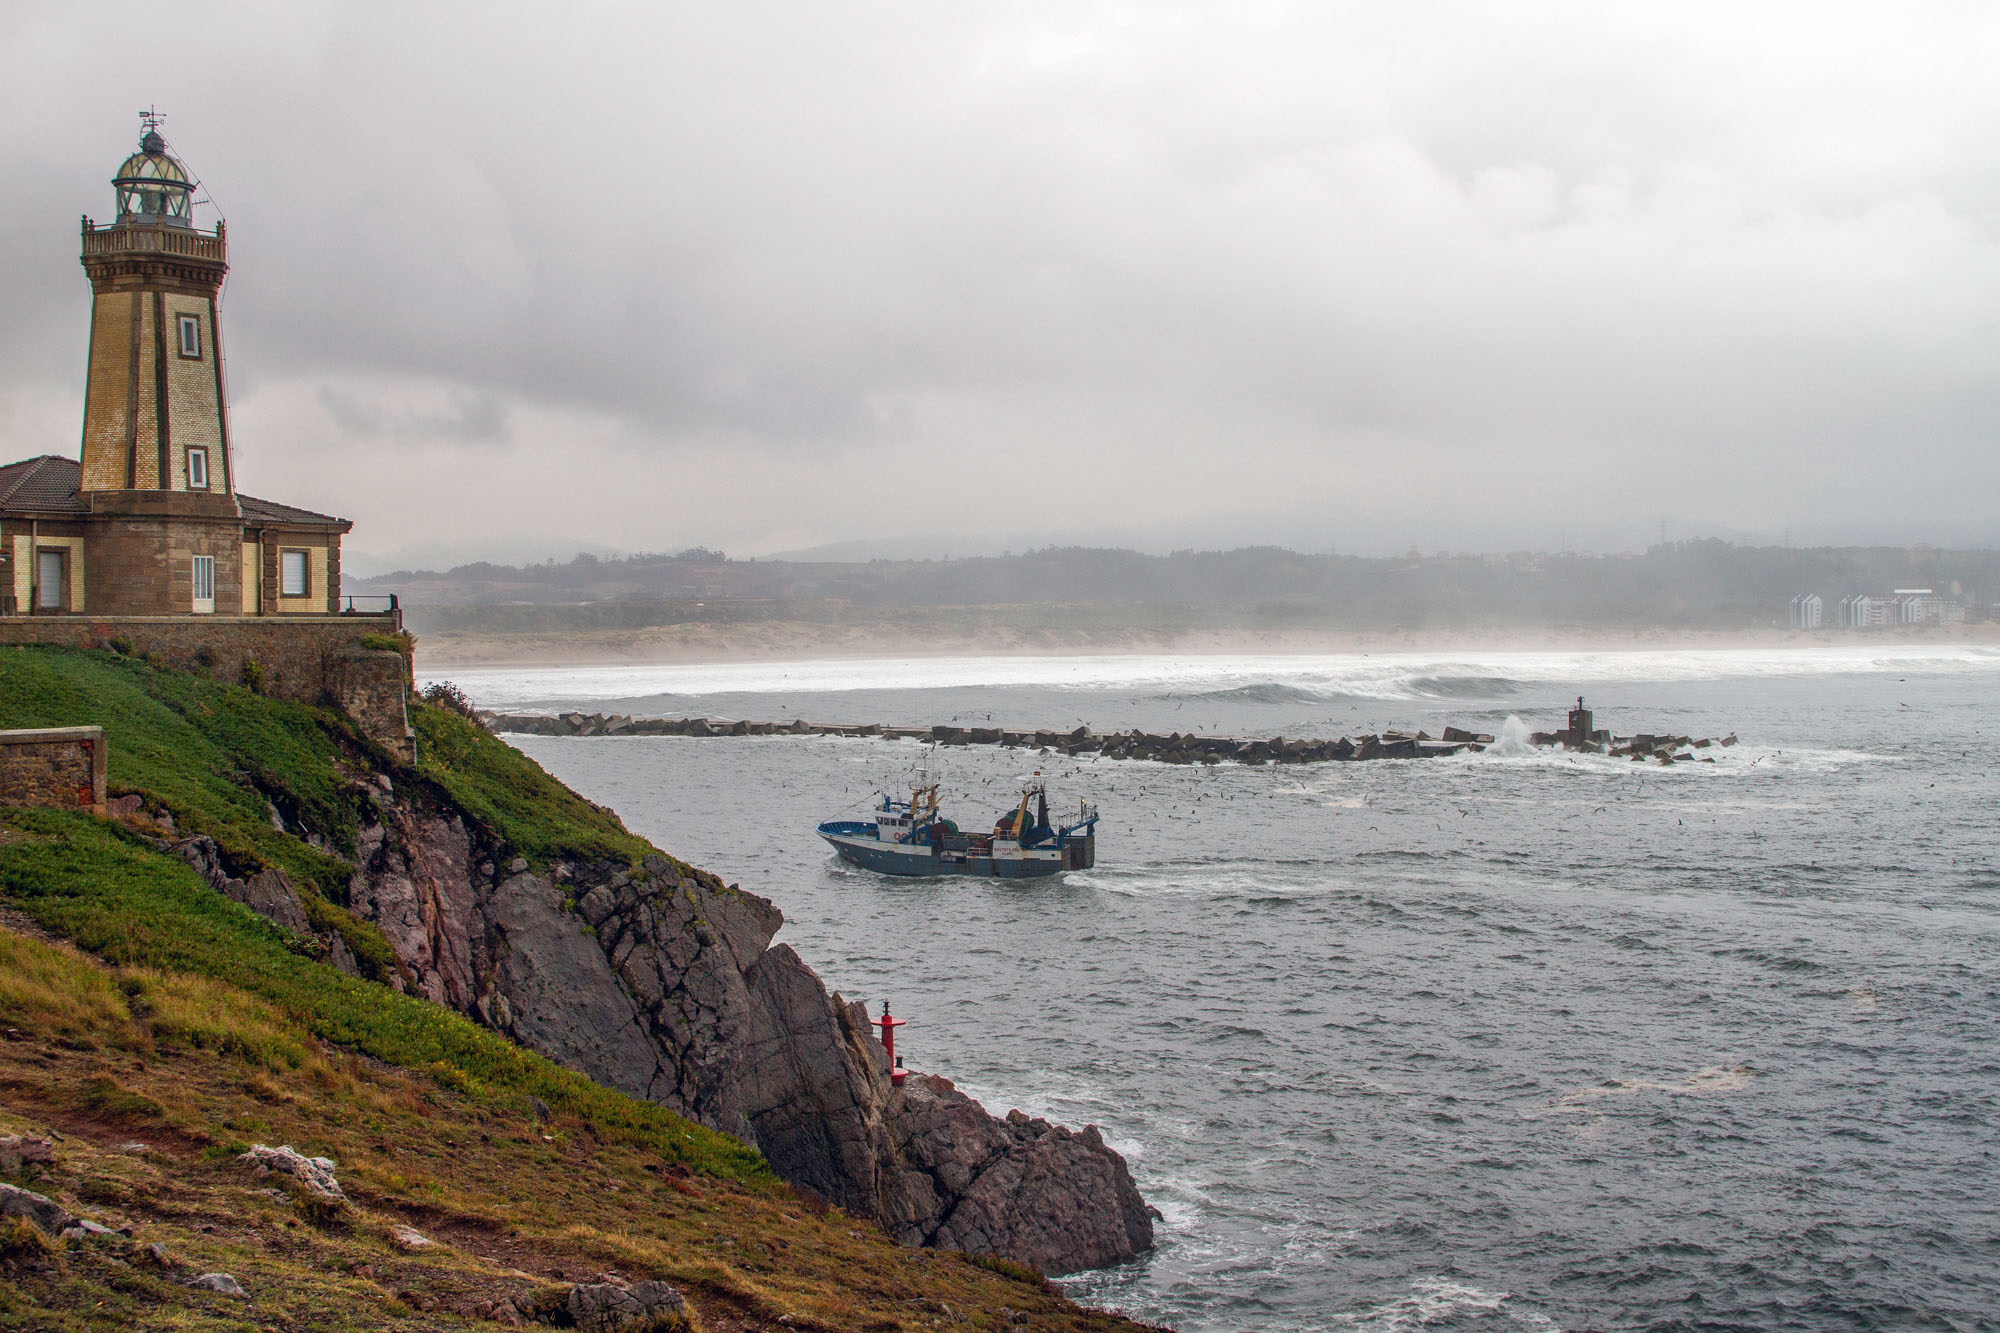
[431,644,2000,708]
[1327,1276,1526,1330]
[1536,1064,1756,1117]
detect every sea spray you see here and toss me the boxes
[1488,715,1538,757]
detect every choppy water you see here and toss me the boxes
[434,647,2000,1331]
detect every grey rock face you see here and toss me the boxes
[0,1133,54,1175]
[348,808,481,1007]
[488,870,674,1106]
[0,1182,74,1234]
[169,836,351,971]
[566,1279,688,1330]
[173,837,311,933]
[191,1272,248,1298]
[886,1078,1155,1275]
[342,778,1153,1274]
[735,970,886,1212]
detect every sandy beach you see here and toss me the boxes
[413,619,2000,672]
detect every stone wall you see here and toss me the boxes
[0,726,107,815]
[324,649,414,761]
[0,616,411,760]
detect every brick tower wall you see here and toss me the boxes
[78,223,232,499]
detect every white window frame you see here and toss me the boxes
[36,548,64,611]
[187,447,209,490]
[177,312,202,359]
[280,548,310,598]
[191,554,215,614]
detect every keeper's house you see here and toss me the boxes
[0,117,409,755]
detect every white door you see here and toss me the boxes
[191,554,215,614]
[36,549,63,610]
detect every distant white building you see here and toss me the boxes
[1836,590,1967,627]
[1894,589,1967,624]
[1839,594,1896,628]
[1788,594,1823,628]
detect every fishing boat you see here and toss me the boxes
[817,770,1098,879]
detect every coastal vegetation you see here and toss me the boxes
[0,647,1153,1330]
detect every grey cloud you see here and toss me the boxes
[317,386,509,446]
[2,2,1997,556]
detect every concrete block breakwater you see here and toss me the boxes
[483,712,1739,766]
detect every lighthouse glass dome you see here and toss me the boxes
[112,131,193,224]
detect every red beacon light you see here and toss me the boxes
[876,1001,908,1087]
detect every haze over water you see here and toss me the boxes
[441,647,2000,1331]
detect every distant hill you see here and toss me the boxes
[355,540,2000,633]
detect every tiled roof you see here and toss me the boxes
[239,494,348,528]
[0,452,348,528]
[0,455,86,514]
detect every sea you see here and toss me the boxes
[427,646,2000,1332]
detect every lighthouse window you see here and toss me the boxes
[177,313,202,359]
[280,548,310,597]
[187,448,208,490]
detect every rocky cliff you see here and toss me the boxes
[295,764,1155,1276]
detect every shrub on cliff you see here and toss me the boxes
[419,679,478,719]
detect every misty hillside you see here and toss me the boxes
[355,541,2000,633]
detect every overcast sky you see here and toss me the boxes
[3,2,1996,566]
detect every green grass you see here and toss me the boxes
[0,643,676,891]
[0,647,357,896]
[411,701,660,869]
[0,807,768,1185]
[0,646,749,1179]
[0,646,1151,1331]
[0,927,1151,1333]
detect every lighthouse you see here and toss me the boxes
[0,111,415,758]
[79,112,238,515]
[0,111,364,622]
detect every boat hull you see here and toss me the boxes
[817,826,1094,879]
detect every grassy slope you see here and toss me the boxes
[409,702,662,871]
[0,648,1154,1332]
[0,924,1141,1332]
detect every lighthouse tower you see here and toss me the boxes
[74,113,243,612]
[79,113,236,507]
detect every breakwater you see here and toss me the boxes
[483,711,1738,765]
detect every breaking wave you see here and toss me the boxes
[436,643,2000,710]
[1177,683,1333,705]
[1170,673,1523,705]
[1404,674,1521,699]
